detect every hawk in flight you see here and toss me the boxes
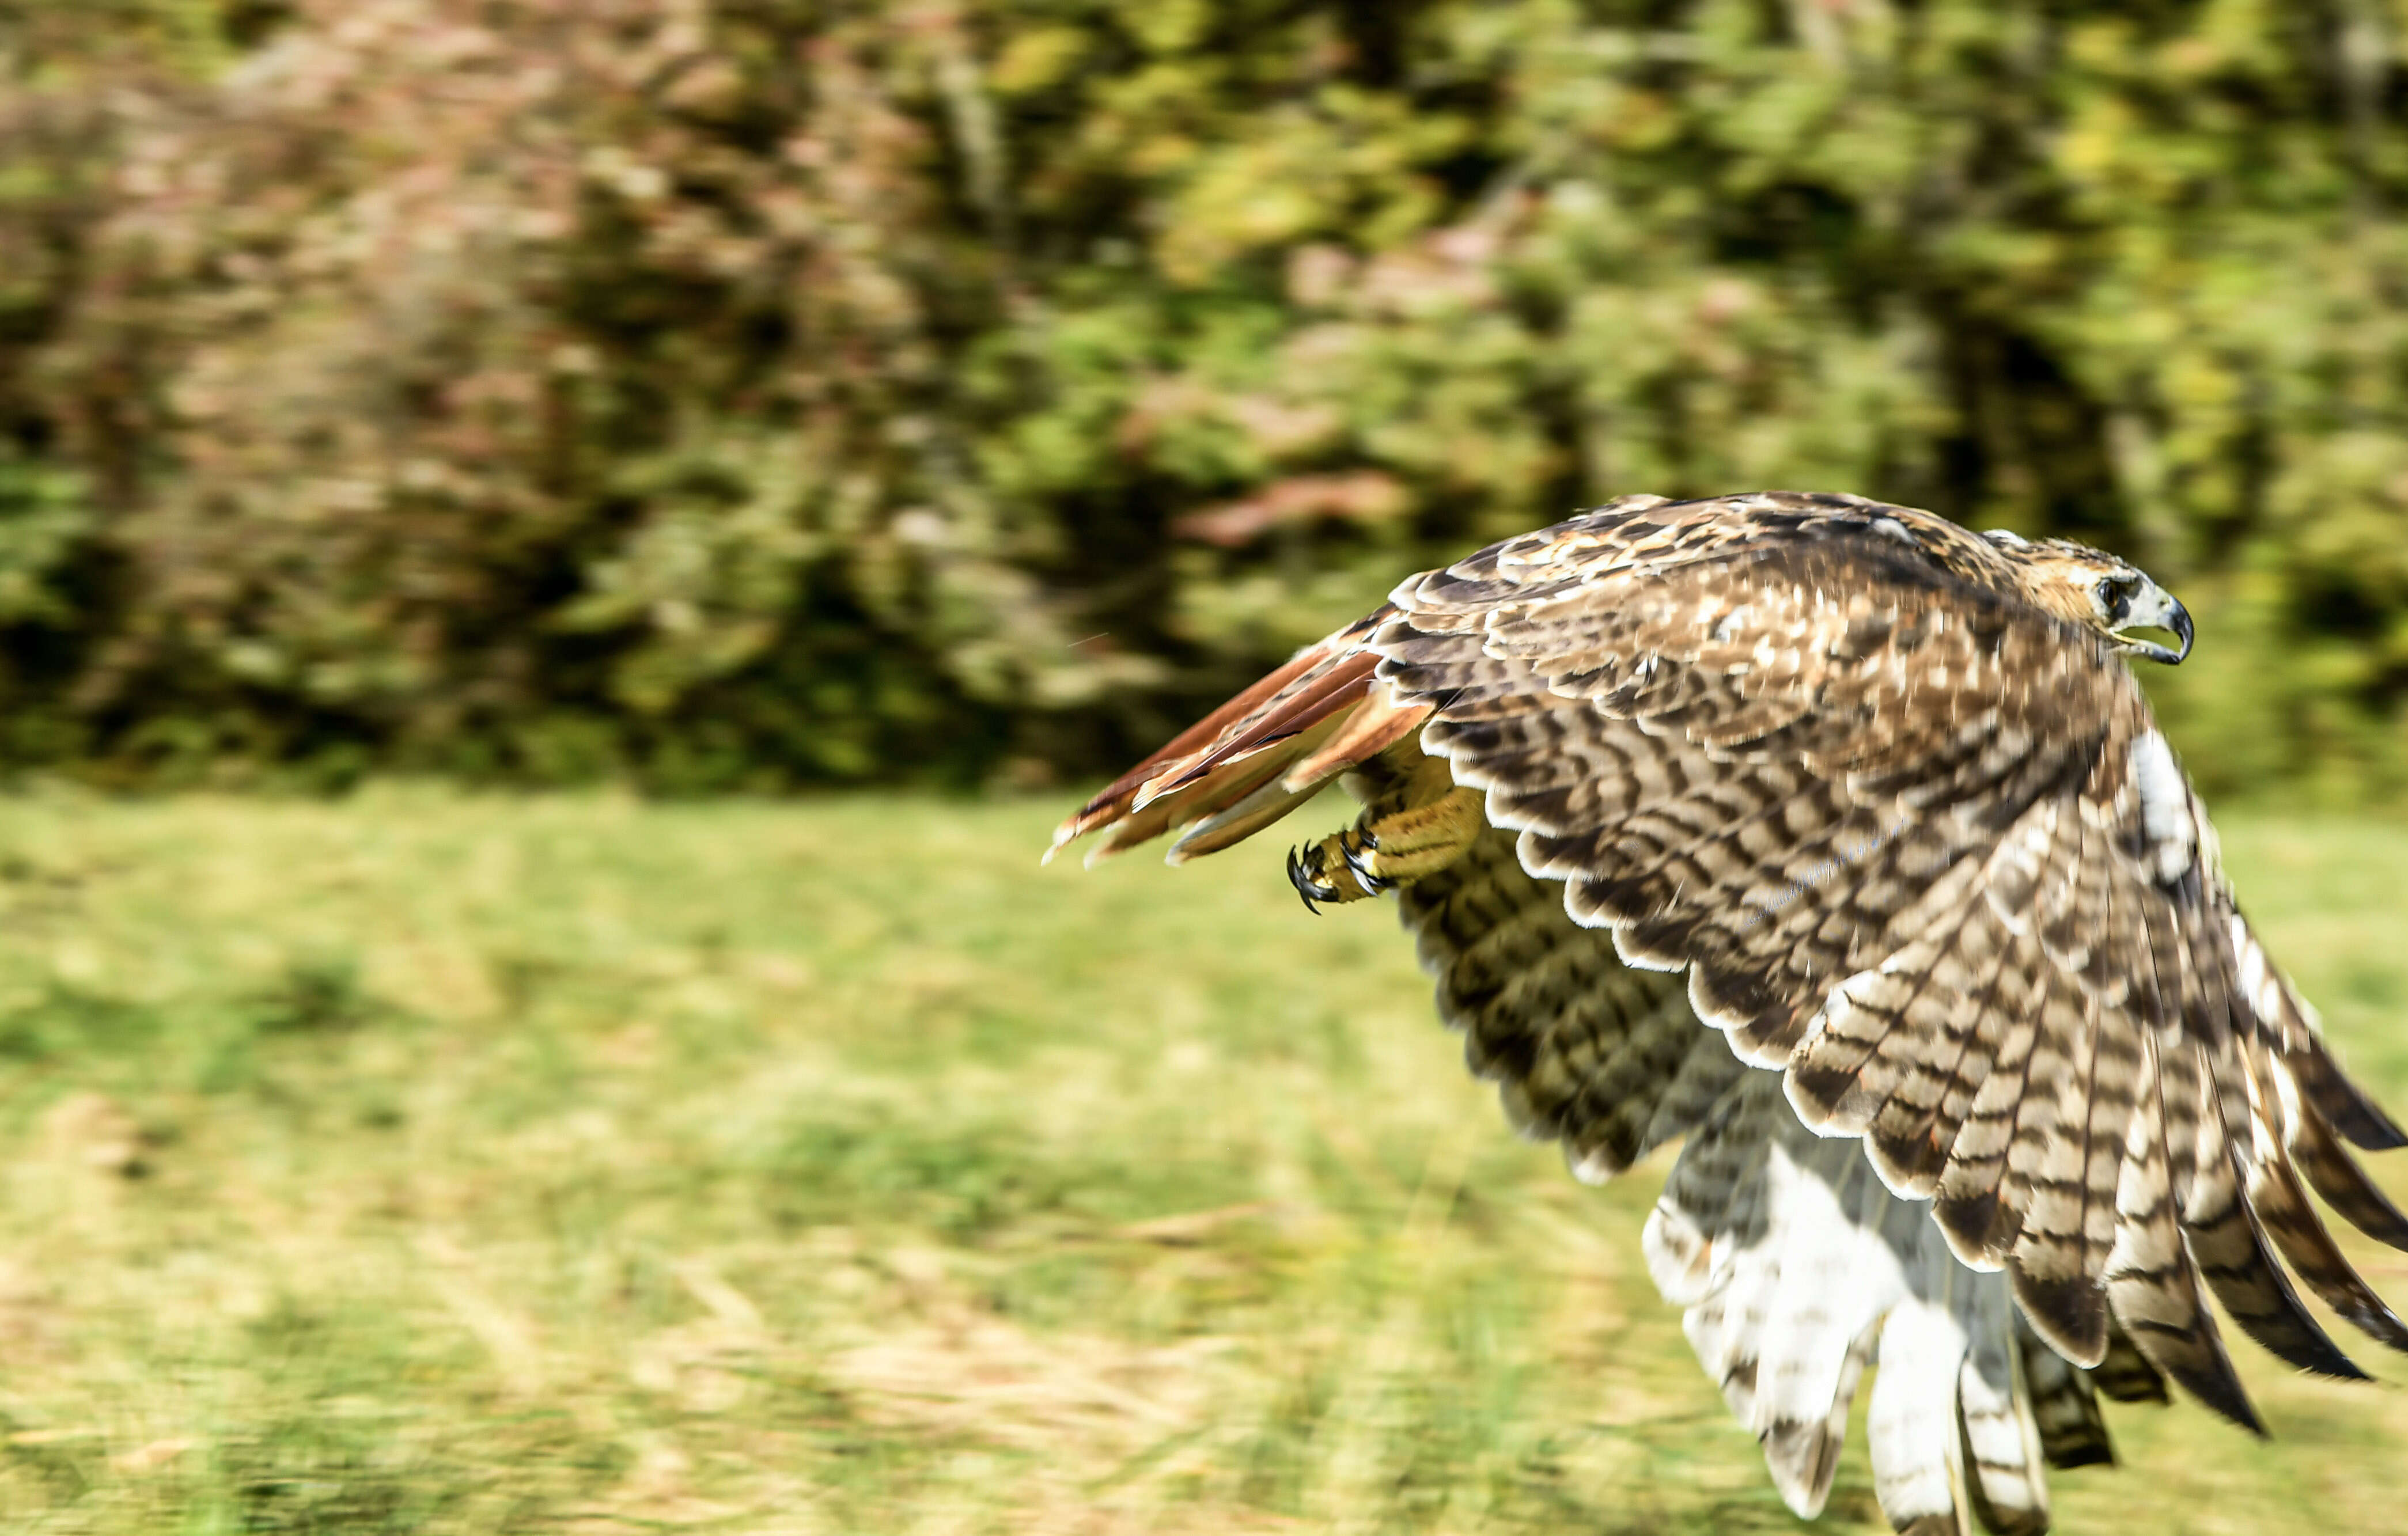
[1048,491,2407,1534]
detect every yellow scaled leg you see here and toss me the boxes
[1286,769,1485,911]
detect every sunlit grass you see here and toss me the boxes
[0,788,2398,1531]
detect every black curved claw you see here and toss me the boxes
[1339,830,1391,894]
[1286,845,1328,914]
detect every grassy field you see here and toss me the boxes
[0,790,2399,1533]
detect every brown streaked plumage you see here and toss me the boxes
[1047,490,2405,1534]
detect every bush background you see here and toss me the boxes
[6,0,2408,797]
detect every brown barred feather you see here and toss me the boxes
[2286,1086,2408,1250]
[1393,821,1743,1181]
[2092,1324,2172,1404]
[2018,1326,2118,1470]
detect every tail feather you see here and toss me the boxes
[1282,680,1432,790]
[2016,1322,2117,1469]
[1128,653,1376,816]
[1165,772,1331,864]
[1077,746,1297,867]
[1054,639,1334,841]
[1047,612,1392,866]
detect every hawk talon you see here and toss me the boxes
[1341,833,1394,894]
[1289,832,1381,907]
[1285,779,1482,913]
[1286,844,1336,912]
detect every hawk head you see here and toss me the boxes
[1982,531,2194,665]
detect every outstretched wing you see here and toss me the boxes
[1065,730,2176,1534]
[1370,491,2408,1412]
[1049,489,2408,1528]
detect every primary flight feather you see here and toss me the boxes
[1047,490,2408,1534]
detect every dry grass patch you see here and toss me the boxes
[0,790,2393,1531]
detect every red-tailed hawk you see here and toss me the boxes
[1048,491,2407,1534]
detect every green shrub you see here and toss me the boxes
[1,0,2405,795]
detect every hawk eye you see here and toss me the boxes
[2095,574,2137,623]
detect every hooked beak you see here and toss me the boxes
[2114,581,2193,666]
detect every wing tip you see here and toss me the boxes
[2011,1269,2109,1370]
[2117,1314,2266,1435]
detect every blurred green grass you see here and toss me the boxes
[0,789,2398,1533]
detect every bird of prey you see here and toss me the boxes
[1047,491,2408,1534]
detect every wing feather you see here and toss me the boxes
[1400,823,1741,1181]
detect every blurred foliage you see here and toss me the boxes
[3,0,2408,795]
